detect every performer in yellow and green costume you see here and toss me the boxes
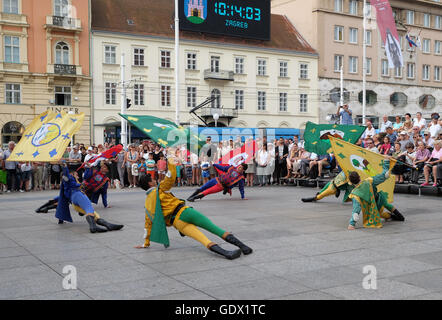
[347,158,405,230]
[135,157,253,260]
[301,171,354,203]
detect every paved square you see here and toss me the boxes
[0,186,441,300]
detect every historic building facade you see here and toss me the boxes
[0,0,91,147]
[91,0,319,145]
[272,0,442,126]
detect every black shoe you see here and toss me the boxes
[187,193,205,202]
[179,232,186,237]
[301,197,317,203]
[58,219,64,224]
[36,199,58,213]
[391,209,405,222]
[86,215,107,233]
[224,234,253,255]
[96,218,124,231]
[188,189,200,200]
[209,244,241,260]
[335,188,341,198]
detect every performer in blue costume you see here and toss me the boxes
[48,162,123,233]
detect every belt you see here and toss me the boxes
[168,202,186,225]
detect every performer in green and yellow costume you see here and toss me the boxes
[135,157,253,260]
[347,158,405,230]
[301,171,353,203]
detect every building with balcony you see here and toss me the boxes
[0,0,91,147]
[91,0,319,145]
[272,0,442,126]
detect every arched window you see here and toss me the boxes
[358,90,377,106]
[1,121,24,145]
[419,95,436,109]
[211,89,221,108]
[54,0,69,17]
[390,92,408,108]
[329,87,350,104]
[55,42,69,65]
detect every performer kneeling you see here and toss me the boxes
[83,162,111,208]
[301,171,353,203]
[347,158,405,230]
[135,158,252,260]
[187,163,248,202]
[54,162,123,233]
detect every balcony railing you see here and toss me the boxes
[200,107,238,119]
[204,69,234,81]
[46,16,81,30]
[54,64,77,75]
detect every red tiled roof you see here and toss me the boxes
[91,0,317,55]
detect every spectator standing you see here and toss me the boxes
[336,104,353,125]
[256,143,270,186]
[32,162,44,191]
[3,141,19,192]
[19,162,32,192]
[190,152,200,186]
[145,152,156,180]
[200,156,211,185]
[50,161,61,189]
[274,138,288,185]
[157,153,167,183]
[125,144,139,188]
[0,148,5,193]
[267,143,276,185]
[244,148,256,187]
[380,115,393,133]
[68,145,82,171]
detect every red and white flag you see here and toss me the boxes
[217,140,257,167]
[78,144,123,170]
[371,0,403,68]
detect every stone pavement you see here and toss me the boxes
[0,186,442,300]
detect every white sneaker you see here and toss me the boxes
[6,190,11,193]
[19,190,24,193]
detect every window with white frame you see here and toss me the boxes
[423,65,430,80]
[349,56,358,73]
[398,35,404,51]
[161,85,171,107]
[55,42,69,64]
[407,63,415,79]
[423,39,431,53]
[186,87,196,108]
[161,50,171,68]
[424,14,431,28]
[365,30,372,46]
[334,55,343,72]
[4,35,19,63]
[210,56,220,72]
[105,82,117,105]
[300,63,309,79]
[334,0,343,12]
[279,93,288,112]
[54,0,69,17]
[55,86,71,106]
[133,48,144,66]
[435,15,442,29]
[257,91,266,110]
[3,0,18,14]
[334,26,344,42]
[211,89,221,108]
[234,57,244,74]
[435,40,441,54]
[279,61,288,77]
[349,28,358,44]
[134,84,144,106]
[5,84,20,104]
[364,2,372,17]
[435,66,441,81]
[235,90,244,110]
[104,45,116,64]
[257,59,267,76]
[349,0,358,15]
[381,60,389,76]
[395,66,402,78]
[186,52,197,70]
[365,58,372,75]
[406,10,414,24]
[300,94,308,113]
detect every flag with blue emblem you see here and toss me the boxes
[8,111,84,162]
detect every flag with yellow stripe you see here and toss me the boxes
[329,136,397,202]
[8,111,84,162]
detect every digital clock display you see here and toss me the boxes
[179,0,270,41]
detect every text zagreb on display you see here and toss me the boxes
[179,0,271,40]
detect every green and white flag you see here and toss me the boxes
[303,122,366,155]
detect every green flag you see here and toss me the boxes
[149,187,170,248]
[303,121,366,155]
[119,114,204,153]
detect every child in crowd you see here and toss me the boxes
[157,153,167,183]
[137,157,147,178]
[201,156,211,185]
[145,152,156,181]
[379,136,392,155]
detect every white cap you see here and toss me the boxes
[87,146,93,151]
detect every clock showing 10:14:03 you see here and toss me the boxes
[214,2,261,21]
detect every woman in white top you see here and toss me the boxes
[256,143,270,186]
[125,144,139,188]
[266,143,276,185]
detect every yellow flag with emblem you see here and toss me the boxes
[7,111,84,162]
[329,136,396,202]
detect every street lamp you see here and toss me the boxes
[213,113,219,127]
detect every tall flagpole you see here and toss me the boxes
[175,0,180,126]
[362,0,367,125]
